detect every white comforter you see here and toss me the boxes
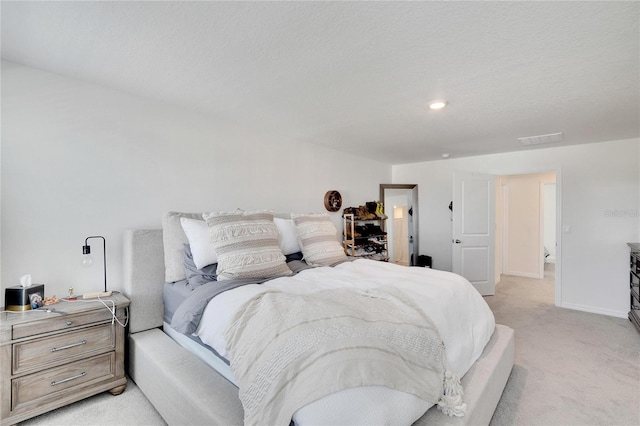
[195,259,495,425]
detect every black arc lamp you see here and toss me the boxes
[82,236,107,293]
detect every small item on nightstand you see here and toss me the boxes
[43,295,60,305]
[68,286,77,301]
[5,283,45,311]
[82,291,112,299]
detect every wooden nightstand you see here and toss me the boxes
[0,293,129,425]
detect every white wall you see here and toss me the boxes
[1,62,391,301]
[393,138,640,318]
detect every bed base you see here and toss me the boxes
[129,328,243,424]
[123,229,514,425]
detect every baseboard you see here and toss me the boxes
[561,302,627,319]
[505,270,543,279]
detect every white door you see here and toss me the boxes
[452,172,496,295]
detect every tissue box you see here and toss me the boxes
[5,284,45,311]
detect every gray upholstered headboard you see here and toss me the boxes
[123,229,165,334]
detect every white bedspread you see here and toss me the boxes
[195,259,495,425]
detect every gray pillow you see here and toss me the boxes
[183,244,217,289]
[183,246,303,290]
[202,210,292,281]
[291,213,347,266]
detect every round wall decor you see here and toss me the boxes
[324,190,342,212]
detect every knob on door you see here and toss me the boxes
[453,239,462,244]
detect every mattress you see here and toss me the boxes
[196,259,495,375]
[124,228,514,426]
[164,259,495,425]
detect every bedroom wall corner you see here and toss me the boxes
[0,61,391,301]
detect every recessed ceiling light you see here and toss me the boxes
[442,153,450,159]
[429,101,448,110]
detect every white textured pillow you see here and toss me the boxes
[273,217,301,255]
[203,211,292,281]
[180,217,218,270]
[291,213,347,266]
[162,211,207,282]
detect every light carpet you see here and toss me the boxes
[18,377,165,426]
[19,264,640,425]
[487,265,640,425]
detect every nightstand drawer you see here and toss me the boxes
[12,309,114,340]
[13,324,115,375]
[11,352,115,412]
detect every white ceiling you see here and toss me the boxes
[2,1,639,164]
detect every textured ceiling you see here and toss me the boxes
[2,1,639,164]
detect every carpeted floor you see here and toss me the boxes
[18,376,166,426]
[19,264,640,425]
[486,264,640,425]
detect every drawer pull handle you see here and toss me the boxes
[51,371,86,387]
[51,340,86,352]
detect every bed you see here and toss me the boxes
[123,212,514,425]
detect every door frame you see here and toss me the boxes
[491,166,562,307]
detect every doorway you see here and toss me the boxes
[380,184,418,266]
[496,171,558,304]
[453,168,562,306]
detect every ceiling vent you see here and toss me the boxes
[517,132,563,146]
